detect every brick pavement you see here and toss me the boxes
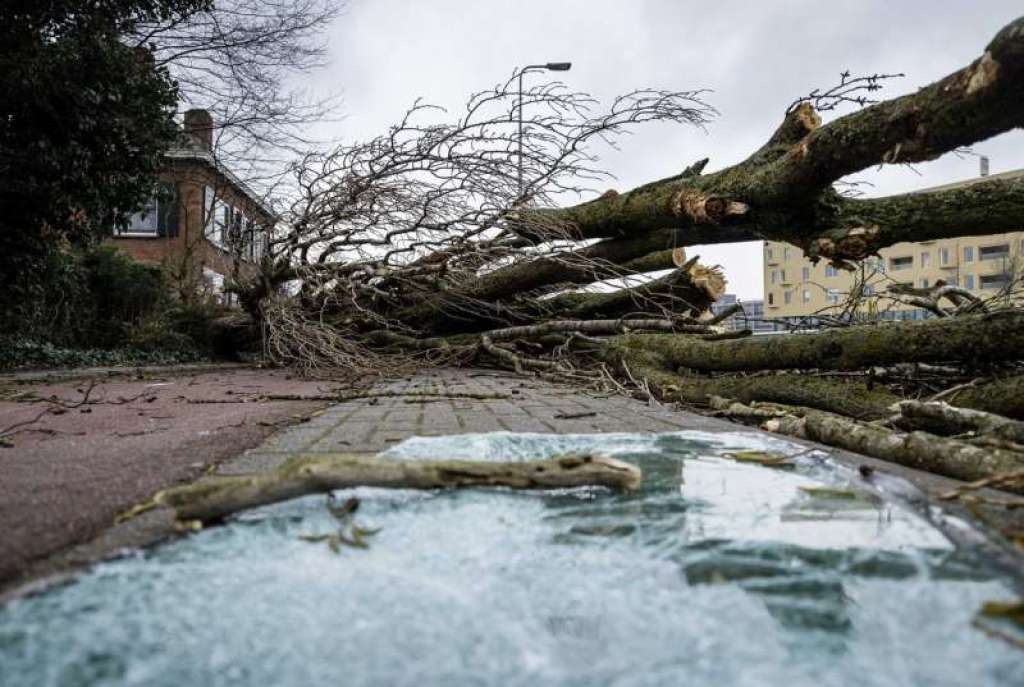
[219,368,725,475]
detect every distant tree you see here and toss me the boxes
[128,0,345,186]
[0,0,206,328]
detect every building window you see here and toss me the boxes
[122,197,159,235]
[770,269,778,284]
[963,246,974,262]
[204,186,216,237]
[920,251,931,268]
[780,269,787,283]
[783,247,791,260]
[802,266,810,281]
[766,246,773,260]
[890,256,913,271]
[768,292,774,305]
[802,289,810,303]
[939,248,950,266]
[965,274,975,289]
[827,289,840,304]
[980,244,1010,260]
[981,273,1011,290]
[920,278,929,288]
[863,284,874,295]
[784,290,792,305]
[825,265,839,278]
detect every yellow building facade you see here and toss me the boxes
[763,169,1024,322]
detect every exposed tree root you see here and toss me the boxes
[138,452,642,523]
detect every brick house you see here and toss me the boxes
[107,109,276,306]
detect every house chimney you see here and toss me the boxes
[980,155,990,177]
[183,109,214,151]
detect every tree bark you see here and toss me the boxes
[543,260,724,321]
[610,345,901,419]
[774,408,1024,492]
[621,311,1024,373]
[153,452,642,522]
[895,400,1024,443]
[951,375,1024,421]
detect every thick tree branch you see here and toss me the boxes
[752,15,1024,199]
[623,310,1024,373]
[151,452,642,522]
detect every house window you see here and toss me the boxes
[802,266,810,281]
[204,186,216,236]
[939,248,950,266]
[825,265,839,278]
[802,289,810,303]
[963,246,974,262]
[965,274,975,289]
[765,246,773,260]
[863,284,875,295]
[981,273,1011,290]
[783,247,791,260]
[920,278,929,288]
[780,269,787,283]
[890,256,913,271]
[827,289,840,304]
[784,291,792,305]
[920,251,931,268]
[124,197,159,235]
[767,292,774,305]
[980,244,1010,260]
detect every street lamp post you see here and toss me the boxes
[517,62,572,196]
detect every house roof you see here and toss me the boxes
[910,167,1024,194]
[162,147,279,223]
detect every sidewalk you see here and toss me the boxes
[1,366,999,599]
[0,366,331,588]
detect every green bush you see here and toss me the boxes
[80,246,171,347]
[0,246,230,370]
[0,338,204,372]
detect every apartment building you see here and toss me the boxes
[107,109,275,305]
[763,168,1024,323]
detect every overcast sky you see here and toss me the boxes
[302,0,1024,299]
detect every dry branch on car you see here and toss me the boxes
[124,452,642,523]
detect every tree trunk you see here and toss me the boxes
[621,311,1024,373]
[611,345,900,419]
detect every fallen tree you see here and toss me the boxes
[215,15,1024,496]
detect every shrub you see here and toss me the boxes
[0,245,231,369]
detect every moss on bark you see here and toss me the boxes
[621,311,1024,373]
